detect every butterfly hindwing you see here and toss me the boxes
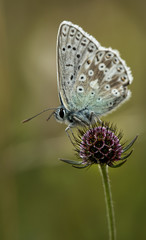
[71,48,132,115]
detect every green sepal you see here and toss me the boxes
[59,158,83,165]
[108,160,127,168]
[72,163,90,169]
[120,150,133,160]
[123,135,138,153]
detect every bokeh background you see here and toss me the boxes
[0,0,145,239]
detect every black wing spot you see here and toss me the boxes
[81,42,86,46]
[66,64,73,67]
[88,48,93,53]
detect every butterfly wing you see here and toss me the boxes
[71,48,133,116]
[57,21,100,110]
[57,21,133,117]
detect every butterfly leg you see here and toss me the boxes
[65,125,76,146]
[89,112,102,125]
[89,112,96,124]
[69,128,76,142]
[73,116,89,127]
[96,116,102,124]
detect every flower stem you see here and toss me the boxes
[99,164,116,240]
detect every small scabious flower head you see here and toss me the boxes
[61,122,137,168]
[78,124,122,167]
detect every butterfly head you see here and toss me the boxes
[54,106,71,125]
[54,106,98,128]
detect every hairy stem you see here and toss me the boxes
[99,164,116,240]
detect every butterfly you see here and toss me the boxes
[23,21,133,131]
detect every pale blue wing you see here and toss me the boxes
[57,21,133,117]
[70,48,133,116]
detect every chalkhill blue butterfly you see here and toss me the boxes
[23,21,133,131]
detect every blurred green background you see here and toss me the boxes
[0,0,145,239]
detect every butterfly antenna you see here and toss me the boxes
[22,108,57,123]
[46,110,56,121]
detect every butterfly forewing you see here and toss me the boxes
[57,21,100,110]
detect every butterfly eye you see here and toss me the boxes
[59,108,65,119]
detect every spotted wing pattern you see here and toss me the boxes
[57,21,100,110]
[57,21,133,116]
[71,48,133,115]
